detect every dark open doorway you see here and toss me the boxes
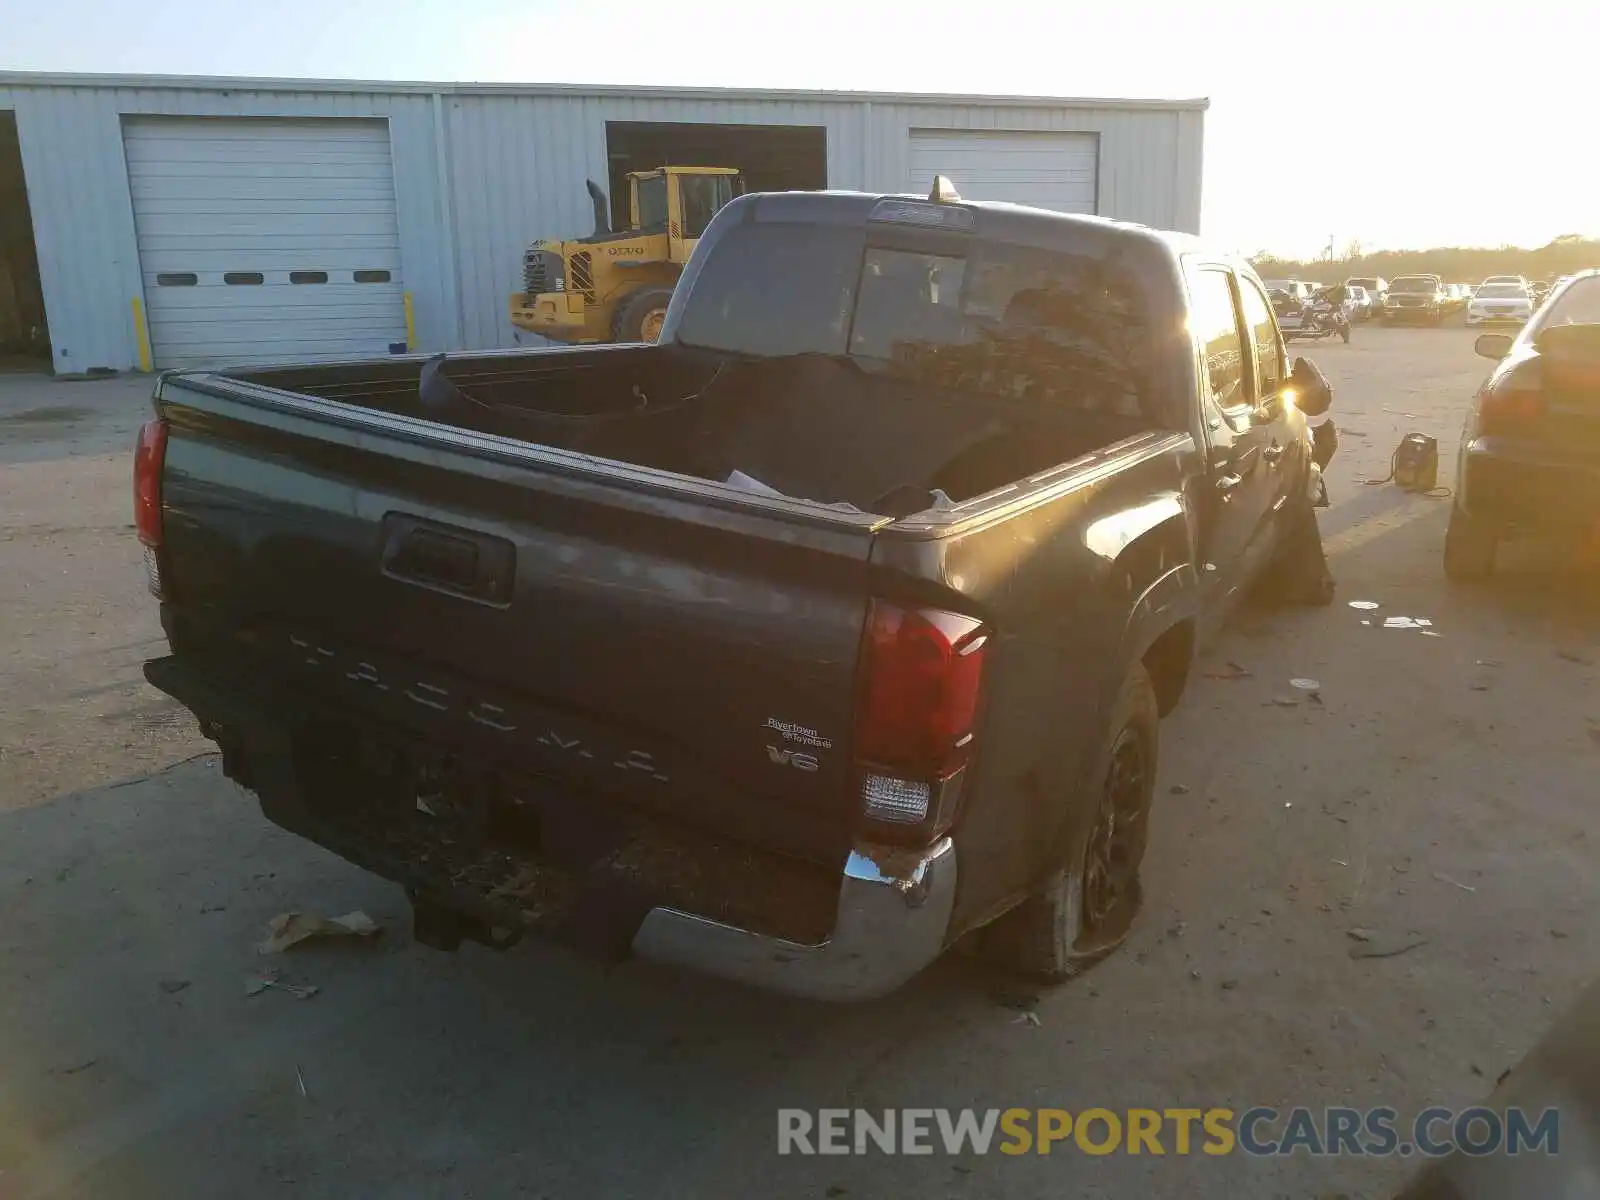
[0,111,49,365]
[603,121,827,229]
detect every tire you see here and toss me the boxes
[1340,321,1351,344]
[980,662,1159,983]
[613,286,675,343]
[1443,508,1497,580]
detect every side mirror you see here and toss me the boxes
[1289,356,1333,417]
[1252,393,1283,425]
[1474,333,1513,360]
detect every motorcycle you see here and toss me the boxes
[1286,295,1351,344]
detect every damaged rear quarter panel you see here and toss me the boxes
[872,432,1202,932]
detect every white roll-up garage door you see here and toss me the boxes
[125,117,408,368]
[907,130,1098,214]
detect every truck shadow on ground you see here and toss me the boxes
[0,757,1127,1198]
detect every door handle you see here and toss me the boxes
[1262,443,1285,464]
[1214,473,1244,494]
[380,513,515,606]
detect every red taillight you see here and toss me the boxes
[134,417,168,547]
[855,601,988,779]
[1479,360,1545,435]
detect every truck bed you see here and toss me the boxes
[232,343,1155,513]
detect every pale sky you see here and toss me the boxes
[3,0,1595,258]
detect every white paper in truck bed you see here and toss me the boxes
[724,470,954,516]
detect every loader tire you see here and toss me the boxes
[614,286,675,344]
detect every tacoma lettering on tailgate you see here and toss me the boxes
[284,632,669,782]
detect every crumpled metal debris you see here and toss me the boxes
[1348,600,1380,610]
[244,968,319,1000]
[258,910,380,955]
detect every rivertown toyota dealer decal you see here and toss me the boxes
[777,1106,1560,1158]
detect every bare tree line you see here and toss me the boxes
[1251,234,1600,285]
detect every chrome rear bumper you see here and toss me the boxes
[631,837,957,1001]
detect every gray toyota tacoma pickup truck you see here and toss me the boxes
[136,181,1334,1001]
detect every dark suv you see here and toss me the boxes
[1382,274,1449,325]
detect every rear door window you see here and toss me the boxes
[1239,277,1286,397]
[1188,267,1249,414]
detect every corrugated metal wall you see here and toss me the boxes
[444,92,854,350]
[0,82,449,373]
[0,77,1204,371]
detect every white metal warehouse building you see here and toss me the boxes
[0,72,1206,374]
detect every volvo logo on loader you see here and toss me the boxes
[767,745,821,772]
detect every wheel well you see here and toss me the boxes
[1142,619,1194,718]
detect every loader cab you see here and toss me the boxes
[628,166,743,264]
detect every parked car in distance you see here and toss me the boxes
[1345,285,1370,318]
[1467,282,1534,326]
[1345,276,1387,313]
[1383,274,1450,325]
[1446,268,1600,580]
[1482,275,1528,289]
[1263,279,1318,304]
[1530,280,1551,304]
[1439,284,1469,313]
[136,184,1339,1000]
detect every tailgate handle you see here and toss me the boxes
[380,514,514,606]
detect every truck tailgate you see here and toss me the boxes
[156,377,885,865]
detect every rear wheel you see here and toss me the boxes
[981,663,1158,983]
[1444,508,1497,580]
[613,286,675,343]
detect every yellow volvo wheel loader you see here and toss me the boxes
[508,166,742,344]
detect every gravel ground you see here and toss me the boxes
[0,326,1595,1199]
